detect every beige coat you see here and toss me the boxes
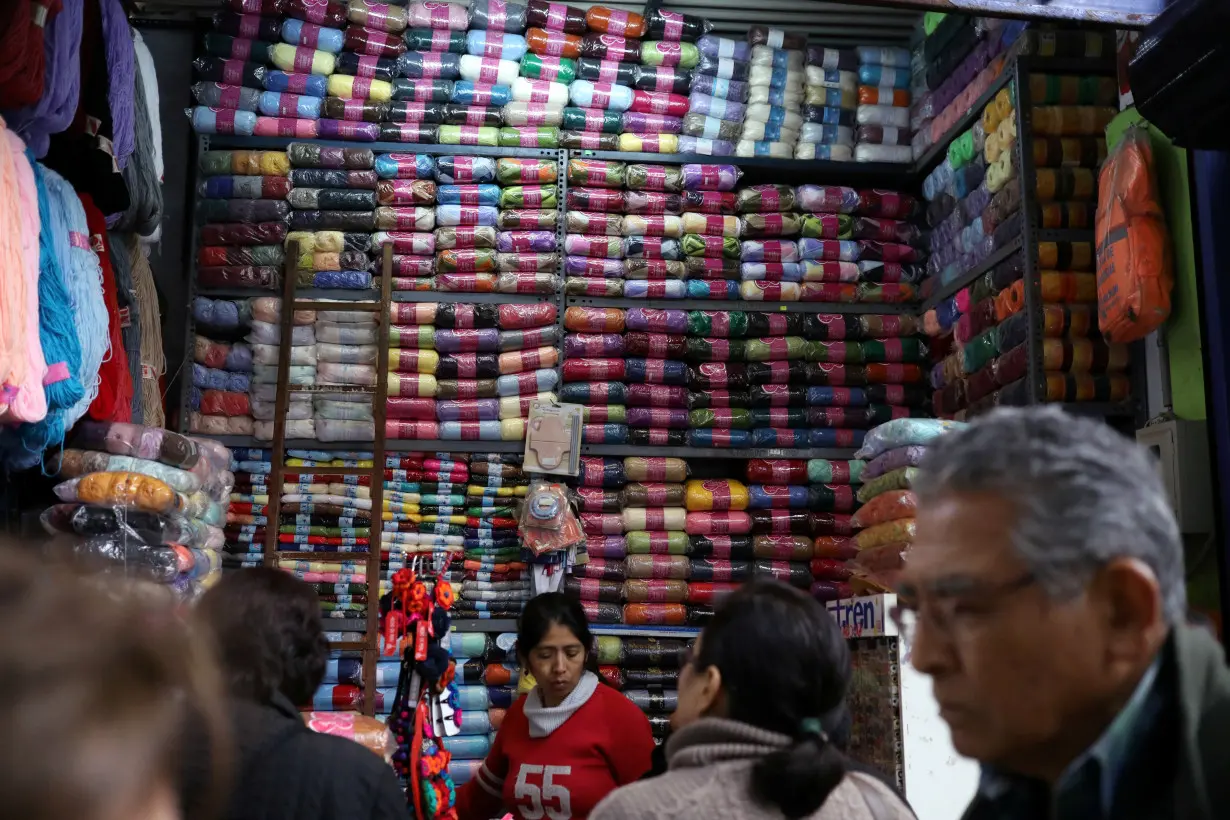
[591,718,915,820]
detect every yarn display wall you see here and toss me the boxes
[562,159,927,305]
[567,454,867,625]
[386,301,559,442]
[180,0,990,166]
[447,631,519,784]
[921,70,1126,417]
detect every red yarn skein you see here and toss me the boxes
[79,193,132,422]
[0,1,60,109]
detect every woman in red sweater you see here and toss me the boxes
[456,593,654,820]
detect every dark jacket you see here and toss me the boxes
[961,624,1230,820]
[180,693,409,820]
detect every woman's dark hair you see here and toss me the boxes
[693,580,851,819]
[197,568,329,706]
[517,592,594,665]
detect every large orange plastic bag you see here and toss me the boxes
[1095,125,1173,342]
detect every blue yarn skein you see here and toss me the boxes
[43,165,108,431]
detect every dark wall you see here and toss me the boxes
[136,24,197,430]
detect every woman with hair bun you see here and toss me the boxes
[590,580,915,820]
[457,592,654,820]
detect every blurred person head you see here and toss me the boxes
[197,568,329,707]
[672,580,851,819]
[902,406,1181,782]
[517,592,593,707]
[0,545,225,820]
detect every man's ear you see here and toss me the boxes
[1094,557,1166,664]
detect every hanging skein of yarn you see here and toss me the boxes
[0,123,49,425]
[107,233,143,424]
[110,47,162,235]
[14,154,86,460]
[81,193,133,423]
[0,0,52,110]
[129,236,165,427]
[132,29,163,241]
[99,0,136,170]
[44,164,107,431]
[3,0,82,158]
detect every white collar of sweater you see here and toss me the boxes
[523,671,600,738]
[666,717,794,770]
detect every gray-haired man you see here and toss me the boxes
[895,406,1230,820]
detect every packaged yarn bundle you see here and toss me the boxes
[45,422,234,600]
[684,32,748,156]
[738,28,806,159]
[373,151,438,289]
[387,302,559,441]
[196,149,291,294]
[221,446,272,572]
[909,15,1025,161]
[285,142,380,289]
[680,308,932,450]
[446,631,521,782]
[741,457,866,601]
[190,298,258,438]
[190,0,349,140]
[597,634,692,740]
[797,46,857,160]
[848,419,964,590]
[853,46,913,163]
[564,167,629,297]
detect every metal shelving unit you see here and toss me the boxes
[566,295,914,315]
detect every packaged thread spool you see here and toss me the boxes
[407,1,471,30]
[634,65,692,94]
[434,155,498,183]
[397,51,462,79]
[405,28,468,53]
[580,34,641,63]
[618,133,680,153]
[466,30,529,61]
[641,41,700,69]
[569,80,635,112]
[469,0,529,31]
[502,101,564,126]
[576,58,637,86]
[392,78,455,102]
[511,77,570,106]
[586,5,646,37]
[526,0,587,33]
[442,103,505,126]
[520,53,578,83]
[526,26,583,58]
[559,130,621,150]
[646,8,711,42]
[344,25,405,57]
[498,125,561,147]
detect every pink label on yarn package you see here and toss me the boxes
[644,460,668,481]
[653,42,681,62]
[488,1,507,28]
[237,14,261,37]
[456,204,481,222]
[571,132,605,149]
[546,3,568,29]
[528,82,552,103]
[460,108,485,125]
[298,0,330,23]
[478,37,504,58]
[222,59,244,84]
[760,385,790,406]
[458,127,482,146]
[425,2,452,26]
[352,77,373,97]
[219,85,243,108]
[763,361,791,384]
[469,85,497,105]
[284,72,312,93]
[301,23,324,47]
[701,481,733,506]
[478,60,501,83]
[231,37,254,59]
[544,31,569,56]
[213,110,237,132]
[341,98,368,120]
[293,47,314,72]
[591,85,613,108]
[660,10,684,40]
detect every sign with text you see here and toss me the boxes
[826,594,899,639]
